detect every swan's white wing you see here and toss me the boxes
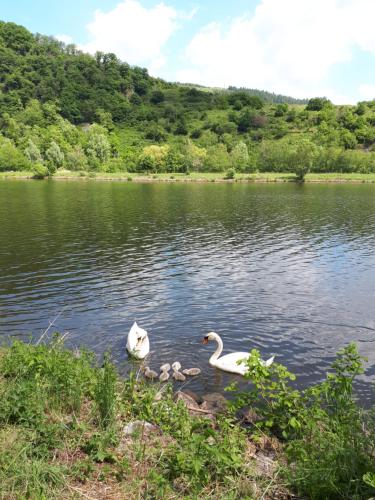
[136,335,150,359]
[126,322,149,359]
[213,352,249,375]
[126,322,138,352]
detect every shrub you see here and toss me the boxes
[0,138,30,171]
[144,123,167,142]
[229,343,375,499]
[306,97,332,111]
[224,167,236,179]
[32,163,49,179]
[65,147,88,171]
[150,90,165,104]
[137,144,169,173]
[45,141,64,171]
[204,143,231,172]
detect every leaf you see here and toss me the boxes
[289,416,299,429]
[363,472,375,488]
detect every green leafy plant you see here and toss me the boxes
[32,163,49,179]
[229,343,375,498]
[224,167,236,179]
[94,353,117,429]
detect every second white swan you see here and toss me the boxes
[202,332,274,375]
[126,321,150,359]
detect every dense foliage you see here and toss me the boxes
[1,338,374,499]
[229,344,375,499]
[0,20,375,179]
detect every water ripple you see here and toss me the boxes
[1,181,375,401]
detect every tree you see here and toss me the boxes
[24,139,42,163]
[231,142,249,171]
[306,97,332,111]
[340,129,357,149]
[150,90,165,104]
[165,147,187,172]
[288,138,319,181]
[259,137,319,180]
[85,128,111,168]
[236,108,267,132]
[355,103,366,116]
[0,137,30,171]
[144,123,167,142]
[174,119,188,135]
[66,147,88,171]
[184,141,207,171]
[275,103,288,117]
[204,144,231,172]
[45,141,64,172]
[95,109,114,131]
[137,145,169,172]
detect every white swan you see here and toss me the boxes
[202,332,274,376]
[126,321,150,359]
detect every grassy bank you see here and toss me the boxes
[1,339,375,499]
[3,169,375,183]
[0,340,283,499]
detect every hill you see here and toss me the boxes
[0,20,374,178]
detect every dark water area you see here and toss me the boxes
[1,179,375,401]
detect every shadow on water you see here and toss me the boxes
[1,180,375,402]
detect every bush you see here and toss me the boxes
[306,97,332,111]
[144,123,167,142]
[204,143,231,172]
[32,163,49,179]
[65,147,88,171]
[0,138,31,171]
[150,90,165,104]
[224,167,236,179]
[230,343,375,499]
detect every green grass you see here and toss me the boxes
[0,171,34,179]
[0,339,280,499]
[1,338,374,499]
[3,169,375,183]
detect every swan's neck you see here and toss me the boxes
[209,335,223,364]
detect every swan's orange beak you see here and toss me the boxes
[202,336,209,345]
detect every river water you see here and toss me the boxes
[1,180,375,400]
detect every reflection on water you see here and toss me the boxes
[1,180,375,400]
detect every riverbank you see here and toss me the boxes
[2,169,375,183]
[1,339,374,499]
[0,340,286,499]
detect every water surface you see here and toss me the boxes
[1,180,375,399]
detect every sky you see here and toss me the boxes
[1,0,375,104]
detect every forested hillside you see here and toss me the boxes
[0,20,375,178]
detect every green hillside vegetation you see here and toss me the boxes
[0,20,375,180]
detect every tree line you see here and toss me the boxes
[0,21,374,178]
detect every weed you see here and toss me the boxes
[94,353,117,429]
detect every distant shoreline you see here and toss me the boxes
[2,170,375,184]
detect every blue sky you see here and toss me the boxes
[2,0,375,103]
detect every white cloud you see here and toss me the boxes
[177,0,375,102]
[80,0,179,71]
[55,34,73,44]
[359,84,375,100]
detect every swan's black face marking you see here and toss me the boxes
[202,336,209,345]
